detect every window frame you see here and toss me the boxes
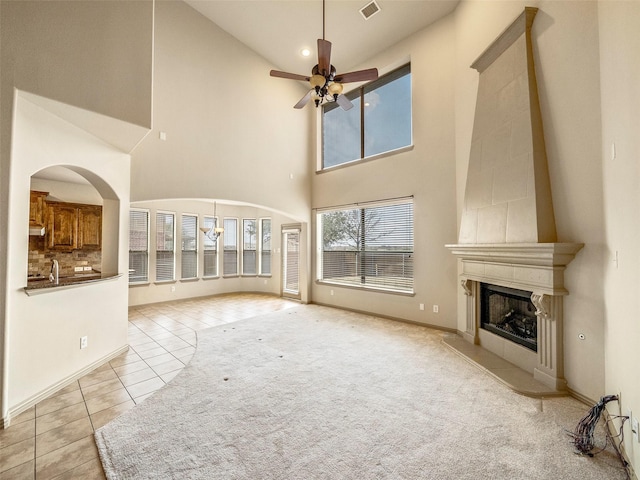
[222,217,239,277]
[242,218,258,276]
[259,217,272,276]
[155,211,176,283]
[316,197,414,295]
[128,208,149,284]
[180,213,198,280]
[202,215,219,278]
[321,63,412,171]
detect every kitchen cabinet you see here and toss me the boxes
[29,191,48,227]
[78,205,102,250]
[46,201,102,251]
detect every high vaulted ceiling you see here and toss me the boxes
[184,0,460,75]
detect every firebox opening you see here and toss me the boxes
[480,283,537,352]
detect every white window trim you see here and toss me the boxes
[155,210,176,283]
[128,208,150,285]
[180,213,199,280]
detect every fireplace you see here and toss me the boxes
[480,283,537,352]
[446,8,583,391]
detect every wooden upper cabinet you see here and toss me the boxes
[78,205,102,250]
[45,201,102,251]
[29,191,48,227]
[46,203,78,251]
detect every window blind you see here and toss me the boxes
[242,219,257,275]
[284,231,300,293]
[129,209,149,283]
[181,214,197,279]
[319,199,413,293]
[223,218,238,276]
[203,216,218,277]
[156,212,175,282]
[260,218,271,275]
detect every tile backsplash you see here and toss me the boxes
[28,236,102,277]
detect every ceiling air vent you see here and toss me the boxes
[360,0,381,20]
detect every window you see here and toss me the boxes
[242,219,257,275]
[318,198,414,293]
[203,216,219,277]
[322,64,412,169]
[181,214,198,279]
[223,218,238,276]
[156,212,175,282]
[260,218,271,275]
[129,209,149,283]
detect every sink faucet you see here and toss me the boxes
[49,259,59,285]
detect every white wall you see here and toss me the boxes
[128,199,299,306]
[454,0,606,402]
[2,93,132,421]
[310,14,458,330]
[598,0,640,472]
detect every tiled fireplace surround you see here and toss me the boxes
[447,8,583,392]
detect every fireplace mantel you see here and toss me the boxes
[445,242,583,296]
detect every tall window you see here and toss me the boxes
[318,198,414,293]
[223,218,238,276]
[129,209,149,283]
[242,219,257,275]
[322,64,412,169]
[203,216,218,277]
[156,212,175,282]
[181,214,197,279]
[260,218,271,275]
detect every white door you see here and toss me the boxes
[282,227,300,299]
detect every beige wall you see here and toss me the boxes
[598,0,640,471]
[454,0,606,402]
[130,1,312,223]
[310,14,459,330]
[127,199,298,306]
[0,0,152,424]
[0,0,153,128]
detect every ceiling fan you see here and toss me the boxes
[269,0,379,111]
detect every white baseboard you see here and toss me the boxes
[2,344,129,429]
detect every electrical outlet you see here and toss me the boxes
[330,290,334,296]
[74,266,83,272]
[80,336,88,349]
[83,266,92,271]
[433,305,439,313]
[171,286,176,292]
[419,303,425,311]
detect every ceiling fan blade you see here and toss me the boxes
[317,39,332,75]
[294,91,312,109]
[334,68,379,84]
[336,94,354,111]
[270,70,310,82]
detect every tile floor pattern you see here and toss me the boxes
[0,293,298,479]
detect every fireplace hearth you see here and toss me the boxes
[481,283,537,352]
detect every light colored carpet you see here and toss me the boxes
[95,305,625,479]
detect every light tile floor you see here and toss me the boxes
[0,293,298,479]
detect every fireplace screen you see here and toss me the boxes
[480,283,537,352]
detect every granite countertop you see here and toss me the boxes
[24,272,122,295]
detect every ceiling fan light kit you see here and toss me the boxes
[270,0,378,111]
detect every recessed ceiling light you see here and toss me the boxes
[301,48,311,57]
